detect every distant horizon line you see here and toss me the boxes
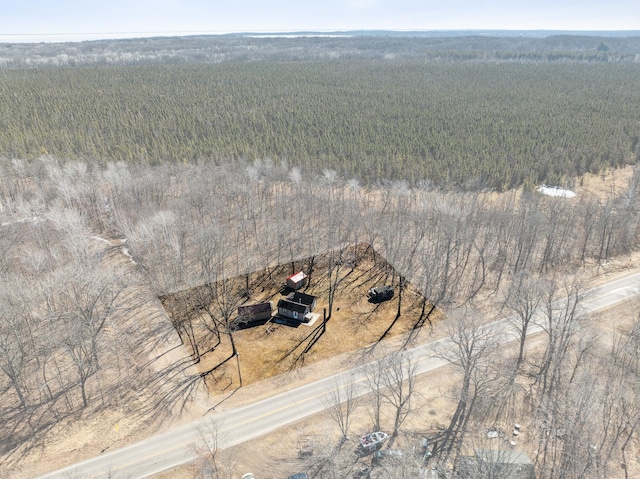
[1,28,640,44]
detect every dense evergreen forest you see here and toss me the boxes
[1,34,640,189]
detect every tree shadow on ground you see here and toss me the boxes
[0,380,119,469]
[274,317,329,370]
[401,301,435,349]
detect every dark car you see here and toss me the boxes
[287,474,309,479]
[367,285,394,302]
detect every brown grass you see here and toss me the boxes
[160,244,442,397]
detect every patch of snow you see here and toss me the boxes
[536,185,576,198]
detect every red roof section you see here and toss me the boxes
[286,271,307,283]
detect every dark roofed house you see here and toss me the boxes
[286,291,317,311]
[277,298,310,322]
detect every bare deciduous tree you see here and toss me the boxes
[0,301,30,407]
[502,271,545,375]
[322,374,360,443]
[364,351,388,433]
[380,352,418,441]
[196,418,226,478]
[434,310,500,465]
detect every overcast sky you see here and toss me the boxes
[2,0,640,42]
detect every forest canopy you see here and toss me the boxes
[1,36,640,189]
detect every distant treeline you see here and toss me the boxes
[1,61,640,189]
[1,34,640,67]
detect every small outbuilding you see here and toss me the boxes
[286,271,308,290]
[237,301,273,322]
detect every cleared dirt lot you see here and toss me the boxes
[160,244,442,398]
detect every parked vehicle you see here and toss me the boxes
[367,285,394,302]
[359,431,389,452]
[286,474,309,479]
[242,474,255,479]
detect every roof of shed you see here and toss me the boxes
[238,302,273,315]
[287,271,307,283]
